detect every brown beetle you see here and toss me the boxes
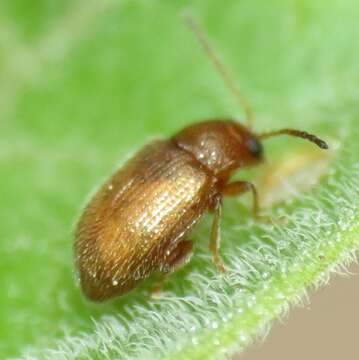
[74,15,328,302]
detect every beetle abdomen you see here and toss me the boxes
[75,140,216,301]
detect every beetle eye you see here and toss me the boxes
[247,138,263,158]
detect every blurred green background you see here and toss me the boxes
[0,0,358,358]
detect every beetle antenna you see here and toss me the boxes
[258,128,329,149]
[182,11,254,127]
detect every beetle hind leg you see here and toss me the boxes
[162,240,194,273]
[151,240,193,295]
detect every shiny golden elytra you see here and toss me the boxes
[74,15,328,302]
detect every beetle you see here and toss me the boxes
[74,15,328,302]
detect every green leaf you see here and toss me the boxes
[1,0,359,359]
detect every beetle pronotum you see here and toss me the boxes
[74,13,328,301]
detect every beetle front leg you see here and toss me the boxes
[209,195,226,273]
[221,181,276,223]
[221,180,260,218]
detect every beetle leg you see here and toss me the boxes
[209,195,227,273]
[151,240,193,295]
[221,181,259,217]
[221,181,275,223]
[163,240,193,273]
